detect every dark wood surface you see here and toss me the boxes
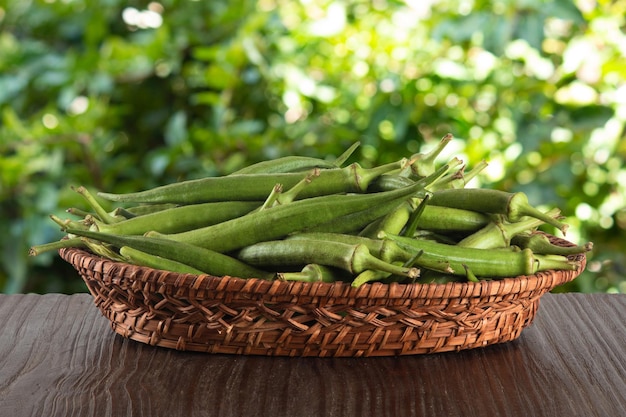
[1,292,625,417]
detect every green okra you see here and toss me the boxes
[358,201,412,239]
[410,204,490,234]
[119,246,206,275]
[153,179,425,253]
[381,232,580,278]
[235,239,420,279]
[98,162,399,204]
[457,208,561,249]
[64,228,274,280]
[288,232,454,274]
[427,188,569,233]
[93,200,261,235]
[230,141,360,175]
[333,141,361,166]
[230,156,337,175]
[511,233,593,256]
[123,203,179,216]
[367,174,416,192]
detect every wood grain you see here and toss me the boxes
[1,293,625,417]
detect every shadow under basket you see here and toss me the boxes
[60,235,585,357]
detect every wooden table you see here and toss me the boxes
[1,292,625,417]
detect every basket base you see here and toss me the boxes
[93,292,540,357]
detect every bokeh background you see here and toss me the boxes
[1,0,624,294]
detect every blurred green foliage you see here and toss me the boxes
[1,0,624,294]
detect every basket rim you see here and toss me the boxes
[59,234,586,301]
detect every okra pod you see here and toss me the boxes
[411,204,490,233]
[155,179,425,253]
[457,208,561,249]
[288,232,454,274]
[64,228,274,280]
[358,201,412,238]
[124,203,179,216]
[381,232,579,277]
[511,233,593,255]
[98,162,400,204]
[119,246,206,275]
[230,156,337,175]
[230,141,360,175]
[427,188,569,233]
[93,201,261,235]
[236,239,419,278]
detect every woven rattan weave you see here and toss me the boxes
[59,236,585,357]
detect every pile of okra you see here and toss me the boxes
[31,135,592,286]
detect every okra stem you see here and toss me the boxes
[427,159,488,191]
[333,141,360,167]
[462,264,479,282]
[271,168,321,206]
[50,214,87,231]
[73,186,118,224]
[351,269,392,287]
[410,133,453,177]
[259,184,283,210]
[66,207,92,218]
[461,159,488,185]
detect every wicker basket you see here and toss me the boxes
[59,235,585,357]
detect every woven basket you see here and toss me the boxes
[59,235,585,357]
